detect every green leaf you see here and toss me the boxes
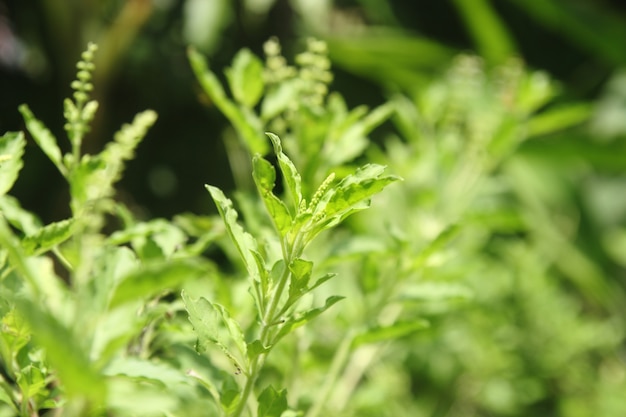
[352,320,430,347]
[226,48,265,108]
[206,185,263,281]
[528,103,592,137]
[257,385,288,417]
[314,164,401,228]
[22,218,75,255]
[252,156,292,237]
[274,296,344,343]
[247,339,270,361]
[181,290,248,372]
[18,105,66,176]
[109,258,210,307]
[14,298,105,404]
[0,195,41,235]
[267,133,302,209]
[327,102,395,166]
[188,47,268,154]
[288,258,313,299]
[0,132,26,196]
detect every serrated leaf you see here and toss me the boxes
[226,48,265,108]
[322,164,401,219]
[22,218,75,255]
[109,259,210,307]
[18,105,66,176]
[206,185,263,281]
[181,290,248,371]
[352,320,430,347]
[257,385,288,417]
[0,131,26,196]
[252,156,292,236]
[267,133,302,209]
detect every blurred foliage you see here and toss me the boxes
[1,0,625,416]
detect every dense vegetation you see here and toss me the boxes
[1,1,625,416]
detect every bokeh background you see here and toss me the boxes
[2,1,626,415]
[2,0,626,221]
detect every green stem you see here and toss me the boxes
[304,330,355,417]
[231,242,296,417]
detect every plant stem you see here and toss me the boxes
[304,330,355,417]
[231,244,295,417]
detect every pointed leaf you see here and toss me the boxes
[252,156,292,236]
[0,131,26,196]
[322,164,401,219]
[275,296,344,343]
[22,218,75,255]
[18,105,65,176]
[352,320,430,347]
[206,185,262,281]
[182,290,248,371]
[257,385,288,417]
[0,195,41,235]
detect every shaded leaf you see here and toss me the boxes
[257,385,288,417]
[252,156,292,236]
[267,132,302,209]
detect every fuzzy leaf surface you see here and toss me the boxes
[182,290,248,371]
[206,185,262,280]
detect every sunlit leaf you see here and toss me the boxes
[227,48,265,108]
[182,290,248,371]
[206,185,263,281]
[0,131,26,196]
[22,218,75,255]
[18,105,66,176]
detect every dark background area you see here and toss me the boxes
[1,0,625,222]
